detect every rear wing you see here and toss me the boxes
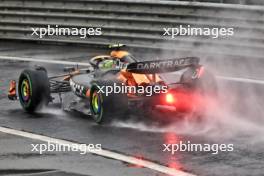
[126,57,199,74]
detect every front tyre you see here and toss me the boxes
[89,80,128,124]
[18,69,50,113]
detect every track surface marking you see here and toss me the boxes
[1,55,264,85]
[0,126,195,176]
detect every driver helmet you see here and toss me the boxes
[108,43,126,50]
[99,59,114,70]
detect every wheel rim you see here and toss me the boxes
[21,79,30,102]
[91,91,101,114]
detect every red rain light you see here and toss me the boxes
[166,93,175,104]
[197,66,205,78]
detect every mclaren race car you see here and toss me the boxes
[8,44,217,123]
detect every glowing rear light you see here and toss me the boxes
[166,93,175,104]
[197,66,205,78]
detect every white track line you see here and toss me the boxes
[0,126,194,176]
[0,55,91,66]
[1,55,264,85]
[216,76,264,85]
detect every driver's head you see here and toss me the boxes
[108,44,136,64]
[108,43,126,51]
[109,44,130,60]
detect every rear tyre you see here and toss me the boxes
[18,69,50,113]
[89,80,128,124]
[181,67,217,118]
[181,66,217,95]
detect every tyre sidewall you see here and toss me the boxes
[89,79,128,124]
[18,69,50,112]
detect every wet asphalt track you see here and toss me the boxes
[0,41,264,176]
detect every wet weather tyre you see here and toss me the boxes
[18,69,50,113]
[181,67,217,95]
[181,67,217,118]
[194,70,217,96]
[89,80,128,124]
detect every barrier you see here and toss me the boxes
[0,0,263,59]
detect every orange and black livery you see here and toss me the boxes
[8,44,217,124]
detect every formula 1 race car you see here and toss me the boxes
[8,44,217,123]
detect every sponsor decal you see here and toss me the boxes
[136,58,196,70]
[70,79,86,96]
